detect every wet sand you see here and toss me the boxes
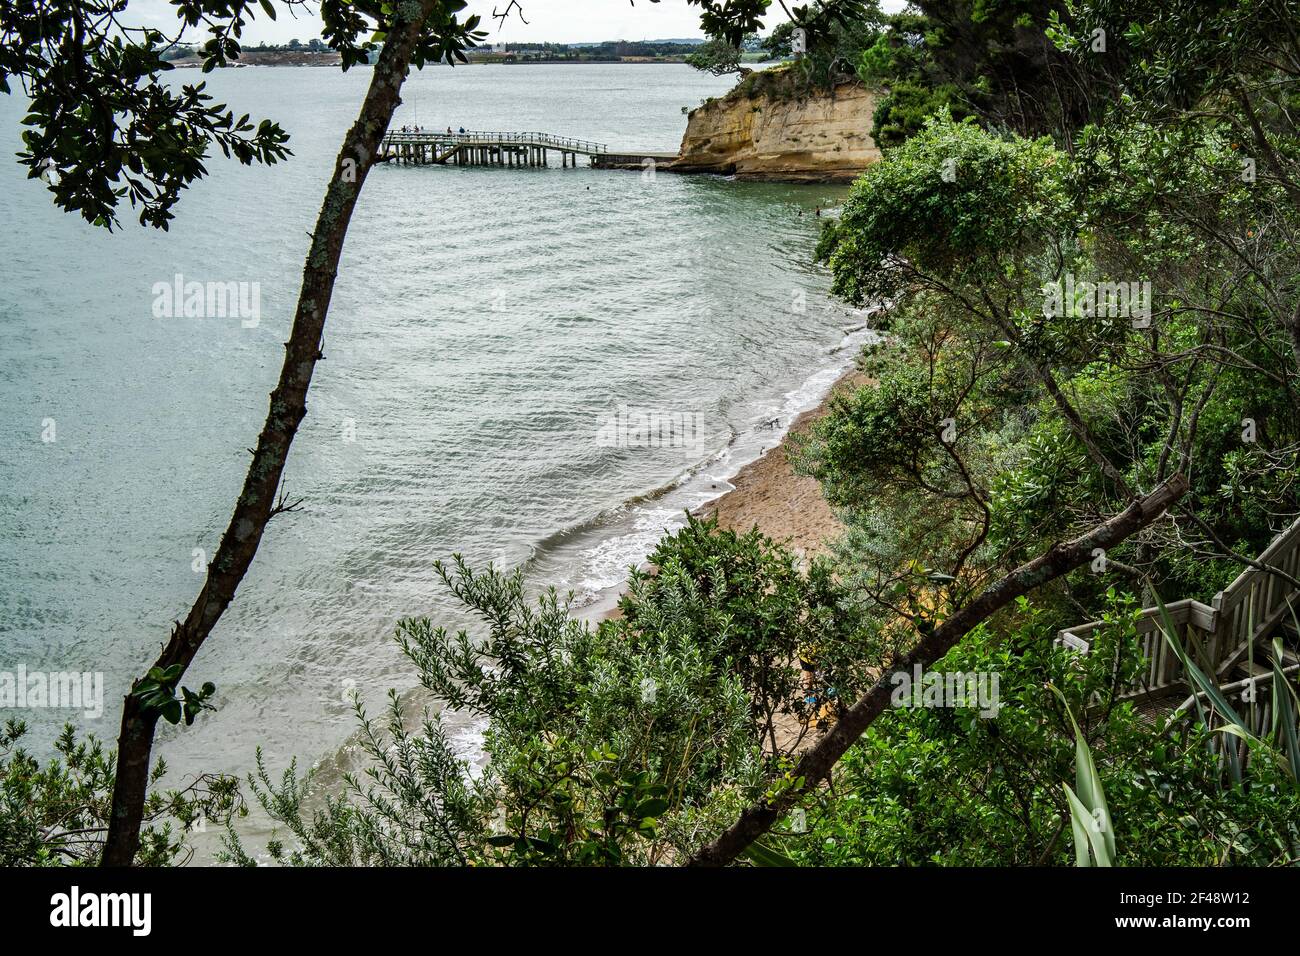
[590,367,866,623]
[698,369,866,555]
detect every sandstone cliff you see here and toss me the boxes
[670,70,881,183]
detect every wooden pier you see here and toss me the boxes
[378,130,677,170]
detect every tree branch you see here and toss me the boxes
[685,472,1190,866]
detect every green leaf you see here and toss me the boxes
[633,798,669,819]
[1049,685,1115,862]
[1064,784,1111,866]
[1270,638,1299,785]
[742,840,797,867]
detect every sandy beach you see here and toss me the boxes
[591,367,865,623]
[698,368,866,555]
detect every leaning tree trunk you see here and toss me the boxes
[686,473,1190,867]
[101,5,438,866]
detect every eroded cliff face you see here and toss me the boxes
[671,75,880,183]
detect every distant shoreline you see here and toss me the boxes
[166,51,704,69]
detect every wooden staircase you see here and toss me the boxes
[1057,516,1300,738]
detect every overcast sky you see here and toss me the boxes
[131,0,908,46]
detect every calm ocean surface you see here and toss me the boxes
[0,64,864,802]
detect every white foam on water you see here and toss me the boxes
[563,316,882,614]
[573,505,687,595]
[446,715,490,779]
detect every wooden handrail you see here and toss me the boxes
[1171,662,1300,718]
[1214,516,1300,612]
[1057,514,1300,702]
[1056,597,1217,644]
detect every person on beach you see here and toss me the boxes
[799,647,836,729]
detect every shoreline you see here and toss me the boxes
[586,363,866,623]
[697,366,865,557]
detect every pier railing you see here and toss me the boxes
[383,130,608,154]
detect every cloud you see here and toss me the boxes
[124,0,909,48]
